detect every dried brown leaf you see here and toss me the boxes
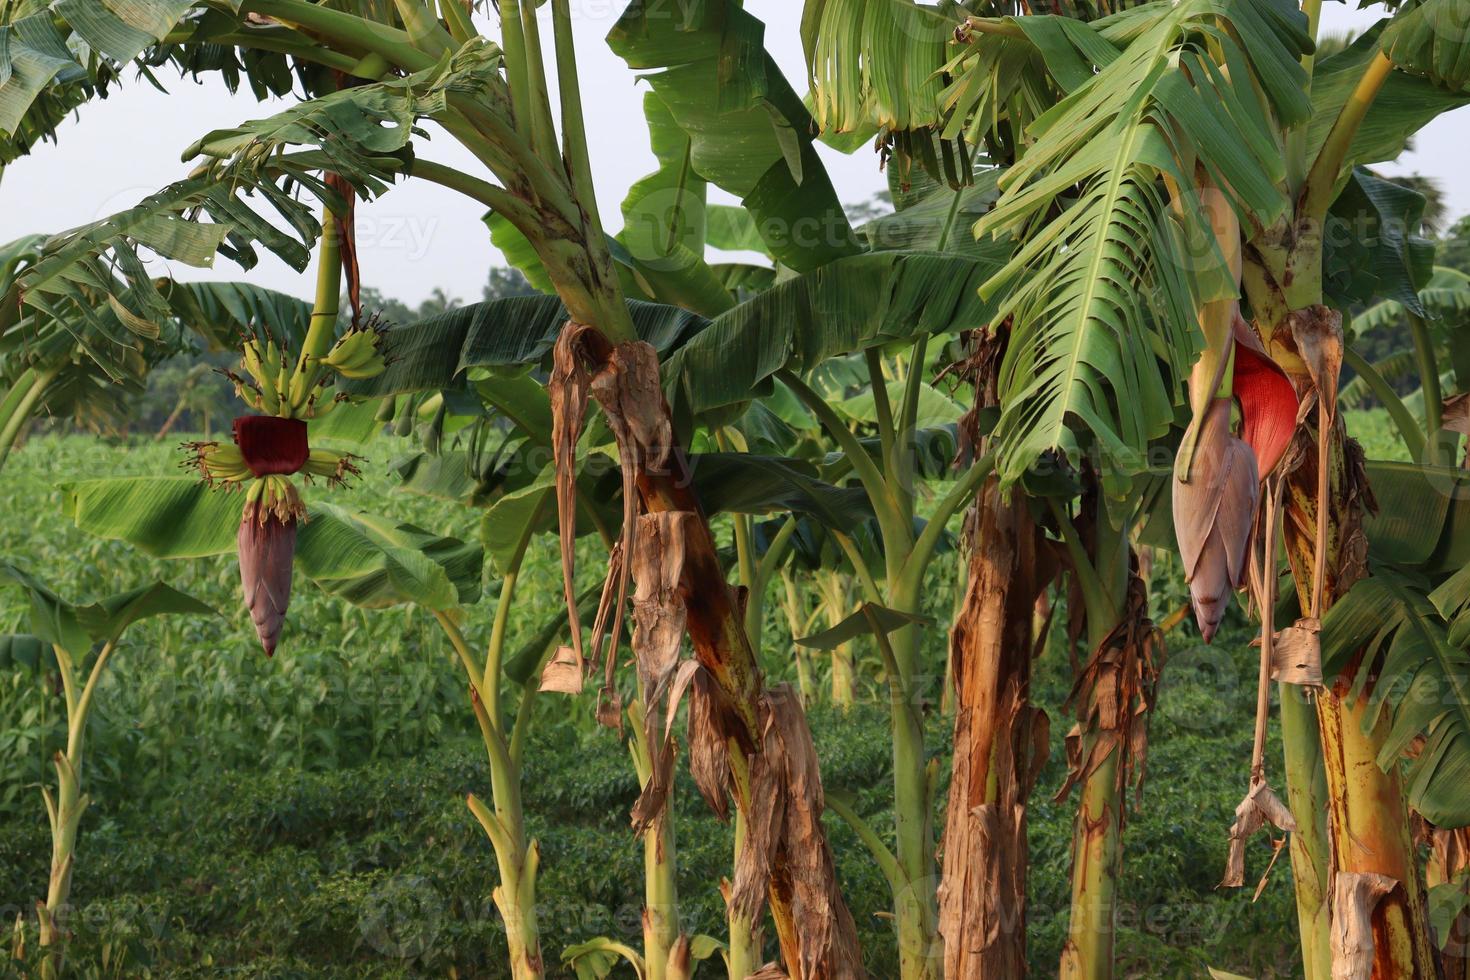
[687,669,732,822]
[549,324,595,663]
[1055,575,1161,807]
[1445,393,1470,435]
[731,687,865,980]
[1222,780,1297,888]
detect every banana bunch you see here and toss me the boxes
[234,319,387,420]
[302,448,365,488]
[319,322,387,380]
[238,333,292,416]
[181,441,253,486]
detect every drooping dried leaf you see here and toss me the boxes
[731,687,866,979]
[549,323,595,664]
[628,512,694,837]
[1055,574,1161,808]
[585,339,679,721]
[686,669,732,822]
[631,513,691,697]
[1330,871,1399,980]
[1222,780,1297,888]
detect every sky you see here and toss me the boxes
[0,2,1463,308]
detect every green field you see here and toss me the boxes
[0,434,1306,977]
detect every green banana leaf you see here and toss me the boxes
[1306,23,1470,171]
[60,477,481,610]
[664,250,1005,417]
[607,0,862,272]
[0,1,198,138]
[0,562,216,658]
[1320,568,1470,827]
[342,295,708,399]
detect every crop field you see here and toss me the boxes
[0,434,1305,978]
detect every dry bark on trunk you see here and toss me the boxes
[548,323,864,979]
[938,478,1048,977]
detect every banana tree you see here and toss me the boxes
[0,566,215,978]
[811,0,1470,974]
[128,5,875,969]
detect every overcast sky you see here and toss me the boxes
[0,2,1462,308]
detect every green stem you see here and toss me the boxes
[411,158,555,233]
[1060,516,1131,980]
[244,0,433,71]
[727,752,760,978]
[1280,686,1332,980]
[213,32,362,74]
[485,506,540,729]
[1342,347,1427,462]
[1301,50,1393,221]
[549,0,630,343]
[392,0,455,57]
[0,365,58,471]
[628,702,680,979]
[867,347,897,472]
[779,367,907,548]
[893,336,929,523]
[1285,0,1326,189]
[753,517,798,597]
[832,532,883,606]
[1408,313,1445,462]
[900,451,995,591]
[826,793,901,889]
[496,0,537,143]
[1046,498,1111,629]
[289,202,342,412]
[435,610,543,978]
[518,0,561,166]
[38,639,112,977]
[746,515,798,645]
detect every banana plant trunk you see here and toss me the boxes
[1278,685,1332,979]
[556,325,865,978]
[630,700,682,980]
[1280,407,1438,977]
[1058,503,1149,980]
[938,478,1047,976]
